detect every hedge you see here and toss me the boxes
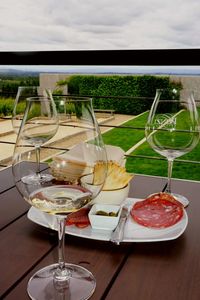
[57,75,182,115]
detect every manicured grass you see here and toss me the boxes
[102,112,148,151]
[127,140,200,181]
[102,111,200,181]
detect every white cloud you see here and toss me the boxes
[0,0,200,50]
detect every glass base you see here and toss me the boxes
[22,173,53,185]
[171,193,189,208]
[27,263,96,300]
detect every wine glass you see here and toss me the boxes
[12,96,107,300]
[145,88,199,206]
[17,96,59,184]
[12,86,50,134]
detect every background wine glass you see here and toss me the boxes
[145,88,199,206]
[17,96,59,184]
[12,86,50,134]
[12,96,107,300]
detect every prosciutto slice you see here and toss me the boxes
[66,207,90,228]
[130,192,184,229]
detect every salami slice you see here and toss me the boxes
[130,192,184,229]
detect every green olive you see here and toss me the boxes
[96,210,118,217]
[109,212,117,217]
[96,210,108,216]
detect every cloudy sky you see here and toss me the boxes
[0,0,200,51]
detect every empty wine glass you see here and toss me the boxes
[145,88,199,206]
[12,96,107,300]
[12,86,50,134]
[17,96,59,184]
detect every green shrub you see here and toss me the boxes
[57,75,182,115]
[0,98,15,116]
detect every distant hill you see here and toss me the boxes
[1,66,200,76]
[0,68,39,76]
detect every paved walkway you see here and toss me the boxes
[0,114,134,167]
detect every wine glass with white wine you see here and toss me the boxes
[12,96,107,300]
[145,88,199,206]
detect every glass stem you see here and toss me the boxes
[58,217,66,270]
[54,217,70,283]
[35,145,41,176]
[166,158,174,194]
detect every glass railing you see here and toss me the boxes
[0,94,199,183]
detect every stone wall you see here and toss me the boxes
[170,75,200,103]
[39,73,70,94]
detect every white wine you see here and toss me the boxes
[24,134,53,146]
[22,123,58,146]
[29,185,92,214]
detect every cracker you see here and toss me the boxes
[94,161,133,190]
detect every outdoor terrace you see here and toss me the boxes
[1,50,200,300]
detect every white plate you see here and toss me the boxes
[27,198,188,243]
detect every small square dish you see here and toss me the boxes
[89,204,121,231]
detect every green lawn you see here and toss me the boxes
[102,112,148,151]
[102,111,200,181]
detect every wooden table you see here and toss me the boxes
[1,167,200,300]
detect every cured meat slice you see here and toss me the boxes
[66,207,90,228]
[130,192,184,229]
